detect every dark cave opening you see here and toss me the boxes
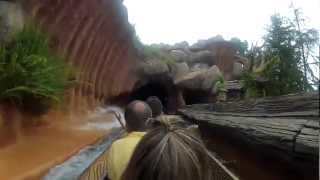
[183,90,212,105]
[130,83,170,112]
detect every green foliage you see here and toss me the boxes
[213,74,227,93]
[128,25,177,66]
[129,24,144,53]
[242,52,282,97]
[292,8,319,87]
[230,37,249,56]
[212,74,228,102]
[242,11,319,98]
[0,25,72,108]
[0,16,5,44]
[143,45,163,59]
[142,45,176,66]
[241,72,260,97]
[263,14,307,95]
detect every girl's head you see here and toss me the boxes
[122,116,214,180]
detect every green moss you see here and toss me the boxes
[0,25,73,109]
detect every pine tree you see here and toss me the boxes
[263,14,306,95]
[292,8,319,89]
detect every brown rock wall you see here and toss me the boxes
[0,0,138,147]
[21,0,138,110]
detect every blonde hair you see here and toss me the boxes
[121,116,214,180]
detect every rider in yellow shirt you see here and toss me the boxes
[106,131,145,180]
[106,100,151,180]
[80,100,152,180]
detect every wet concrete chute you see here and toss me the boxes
[45,106,125,180]
[44,131,124,180]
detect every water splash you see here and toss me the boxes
[44,106,125,180]
[77,106,125,131]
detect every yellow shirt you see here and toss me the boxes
[106,131,145,180]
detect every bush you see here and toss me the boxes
[142,45,176,66]
[0,25,72,109]
[212,74,227,94]
[240,72,262,98]
[240,56,280,98]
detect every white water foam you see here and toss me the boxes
[78,106,126,131]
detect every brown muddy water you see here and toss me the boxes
[0,106,123,180]
[201,127,318,180]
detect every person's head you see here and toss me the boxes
[121,116,214,180]
[124,100,152,132]
[146,96,163,117]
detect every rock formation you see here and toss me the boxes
[0,0,140,146]
[0,1,141,178]
[134,37,249,110]
[0,1,25,43]
[0,1,250,115]
[21,0,139,110]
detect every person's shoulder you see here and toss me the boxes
[127,131,146,138]
[111,132,145,147]
[110,136,127,148]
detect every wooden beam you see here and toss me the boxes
[178,92,319,161]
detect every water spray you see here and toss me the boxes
[105,106,126,130]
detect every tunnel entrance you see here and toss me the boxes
[130,83,169,112]
[183,90,212,105]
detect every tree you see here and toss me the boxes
[230,37,249,56]
[291,8,319,88]
[262,14,307,95]
[242,12,319,97]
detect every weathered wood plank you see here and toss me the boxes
[188,110,318,118]
[295,127,319,155]
[178,92,319,160]
[186,92,319,115]
[180,109,318,154]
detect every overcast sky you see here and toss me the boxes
[123,0,320,46]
